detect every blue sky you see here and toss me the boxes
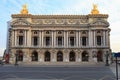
[0,0,120,53]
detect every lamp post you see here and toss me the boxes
[105,52,109,66]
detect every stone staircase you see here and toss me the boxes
[18,62,105,67]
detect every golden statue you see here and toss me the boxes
[91,4,99,14]
[20,4,29,14]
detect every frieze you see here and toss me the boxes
[31,19,88,25]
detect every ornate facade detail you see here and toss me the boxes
[7,5,111,65]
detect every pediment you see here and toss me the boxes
[90,20,109,27]
[11,19,30,26]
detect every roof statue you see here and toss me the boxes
[20,4,29,14]
[91,4,99,14]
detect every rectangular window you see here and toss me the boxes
[33,37,38,46]
[58,37,62,46]
[97,36,101,46]
[19,36,23,45]
[82,37,86,46]
[70,37,74,46]
[46,37,50,46]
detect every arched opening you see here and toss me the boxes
[32,51,38,61]
[44,51,51,61]
[97,51,103,62]
[17,50,23,61]
[82,51,89,61]
[57,51,63,62]
[69,51,76,61]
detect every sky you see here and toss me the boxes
[0,0,120,55]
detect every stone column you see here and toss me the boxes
[106,30,109,47]
[76,31,78,47]
[64,49,69,62]
[93,30,96,47]
[103,31,105,46]
[39,31,41,47]
[41,31,44,47]
[64,31,66,47]
[15,30,17,46]
[27,29,31,47]
[88,50,93,62]
[51,50,56,62]
[78,51,81,62]
[40,52,44,62]
[66,31,68,48]
[52,31,54,47]
[76,52,79,62]
[54,31,56,47]
[24,30,27,46]
[78,31,81,47]
[88,30,92,47]
[11,30,15,47]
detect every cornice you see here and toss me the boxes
[11,14,109,19]
[88,14,108,18]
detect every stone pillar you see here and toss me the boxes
[40,51,44,62]
[64,31,66,47]
[76,31,78,47]
[39,31,41,47]
[66,31,68,48]
[41,31,44,47]
[76,52,79,62]
[51,50,56,62]
[27,29,31,47]
[52,31,54,47]
[89,30,93,47]
[78,52,81,62]
[93,30,96,47]
[54,31,56,47]
[106,30,109,47]
[11,30,15,47]
[64,50,69,62]
[103,31,106,46]
[24,30,27,46]
[88,50,93,62]
[78,31,81,47]
[15,30,17,46]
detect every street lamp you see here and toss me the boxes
[105,52,109,66]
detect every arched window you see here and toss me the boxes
[97,51,103,62]
[44,51,51,61]
[17,50,23,61]
[32,51,38,61]
[82,51,89,61]
[57,51,63,62]
[69,51,76,61]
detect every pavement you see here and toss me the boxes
[0,62,120,80]
[109,63,120,80]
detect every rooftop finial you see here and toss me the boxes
[20,4,29,14]
[91,4,99,14]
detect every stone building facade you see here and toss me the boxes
[7,5,111,64]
